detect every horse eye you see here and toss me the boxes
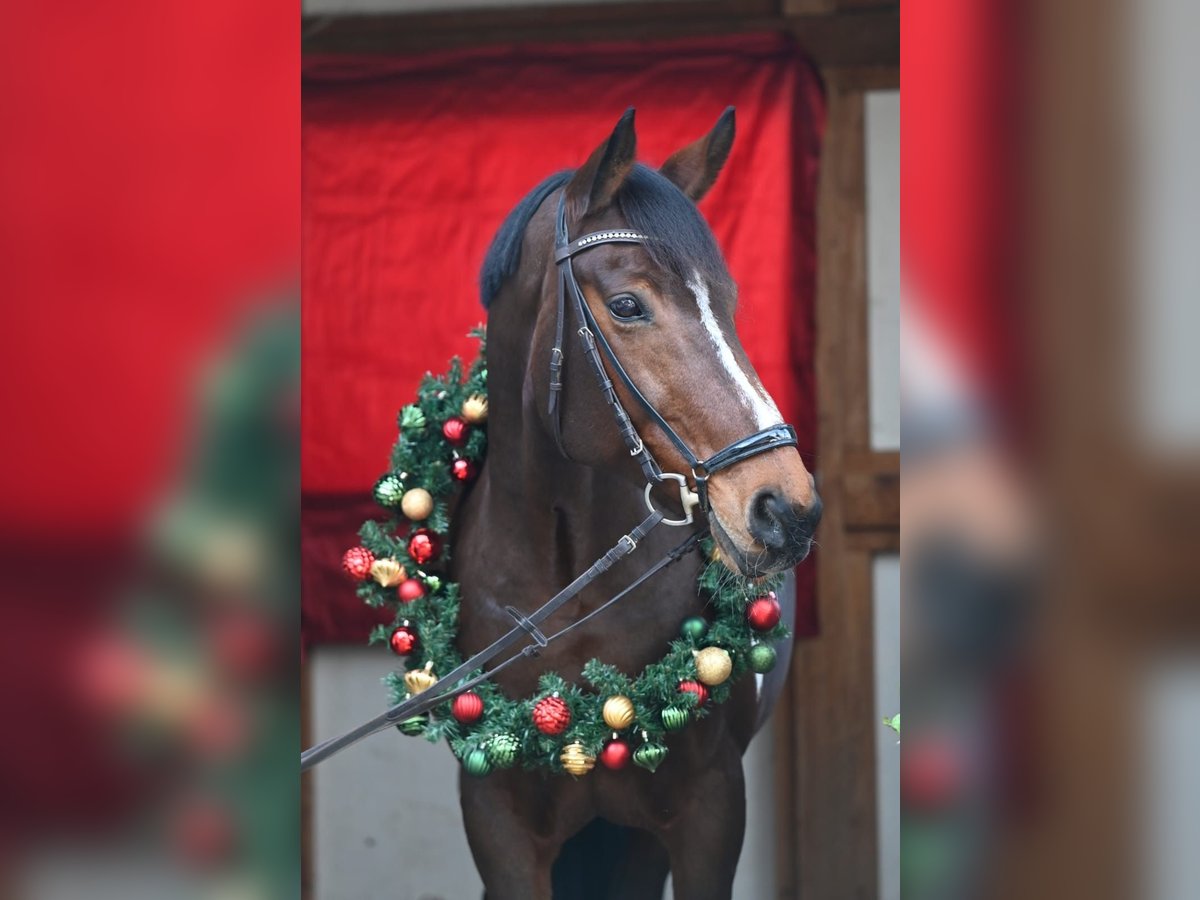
[607,294,644,320]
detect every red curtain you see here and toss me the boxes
[302,35,824,645]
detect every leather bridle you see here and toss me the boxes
[548,193,797,517]
[299,191,801,771]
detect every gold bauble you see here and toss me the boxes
[693,647,733,686]
[404,661,438,695]
[560,741,595,776]
[400,488,434,521]
[461,394,489,424]
[602,695,636,730]
[369,557,406,588]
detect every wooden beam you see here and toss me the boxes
[302,6,899,69]
[784,75,881,900]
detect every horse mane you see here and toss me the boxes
[479,164,729,309]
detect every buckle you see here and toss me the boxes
[644,472,701,527]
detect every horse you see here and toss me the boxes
[452,107,820,900]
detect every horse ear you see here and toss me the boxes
[660,106,736,203]
[565,108,637,222]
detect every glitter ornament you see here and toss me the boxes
[341,547,374,581]
[692,647,733,686]
[532,693,571,735]
[748,643,778,673]
[450,458,476,482]
[487,733,519,768]
[373,473,406,508]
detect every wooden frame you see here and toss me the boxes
[302,2,898,68]
[301,8,899,899]
[776,65,899,900]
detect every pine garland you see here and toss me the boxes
[345,329,788,775]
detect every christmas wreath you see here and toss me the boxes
[342,329,789,776]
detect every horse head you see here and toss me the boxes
[489,109,821,577]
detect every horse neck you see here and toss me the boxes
[479,321,642,576]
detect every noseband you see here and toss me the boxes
[548,193,798,517]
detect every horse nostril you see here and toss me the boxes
[748,490,794,552]
[748,489,821,553]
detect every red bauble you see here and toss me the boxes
[442,416,469,446]
[679,680,709,707]
[451,458,476,481]
[389,625,418,656]
[397,578,426,603]
[599,739,631,770]
[342,546,375,580]
[532,694,571,735]
[407,528,440,564]
[451,691,485,724]
[746,592,782,631]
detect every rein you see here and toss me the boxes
[300,190,797,771]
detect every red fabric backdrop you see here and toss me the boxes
[302,36,824,645]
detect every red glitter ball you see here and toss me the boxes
[341,546,374,581]
[532,694,571,735]
[451,458,476,481]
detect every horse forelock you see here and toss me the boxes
[478,163,730,310]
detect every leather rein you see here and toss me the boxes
[299,192,797,772]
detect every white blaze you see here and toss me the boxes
[689,273,783,429]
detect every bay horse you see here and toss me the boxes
[453,107,820,900]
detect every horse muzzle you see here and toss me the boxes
[709,485,822,576]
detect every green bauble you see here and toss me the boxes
[373,473,406,508]
[748,643,778,673]
[395,714,427,737]
[487,733,520,768]
[632,742,668,773]
[680,616,709,642]
[661,706,690,732]
[463,748,492,777]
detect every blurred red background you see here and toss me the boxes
[300,36,825,644]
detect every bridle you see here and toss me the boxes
[548,192,797,517]
[300,190,799,771]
